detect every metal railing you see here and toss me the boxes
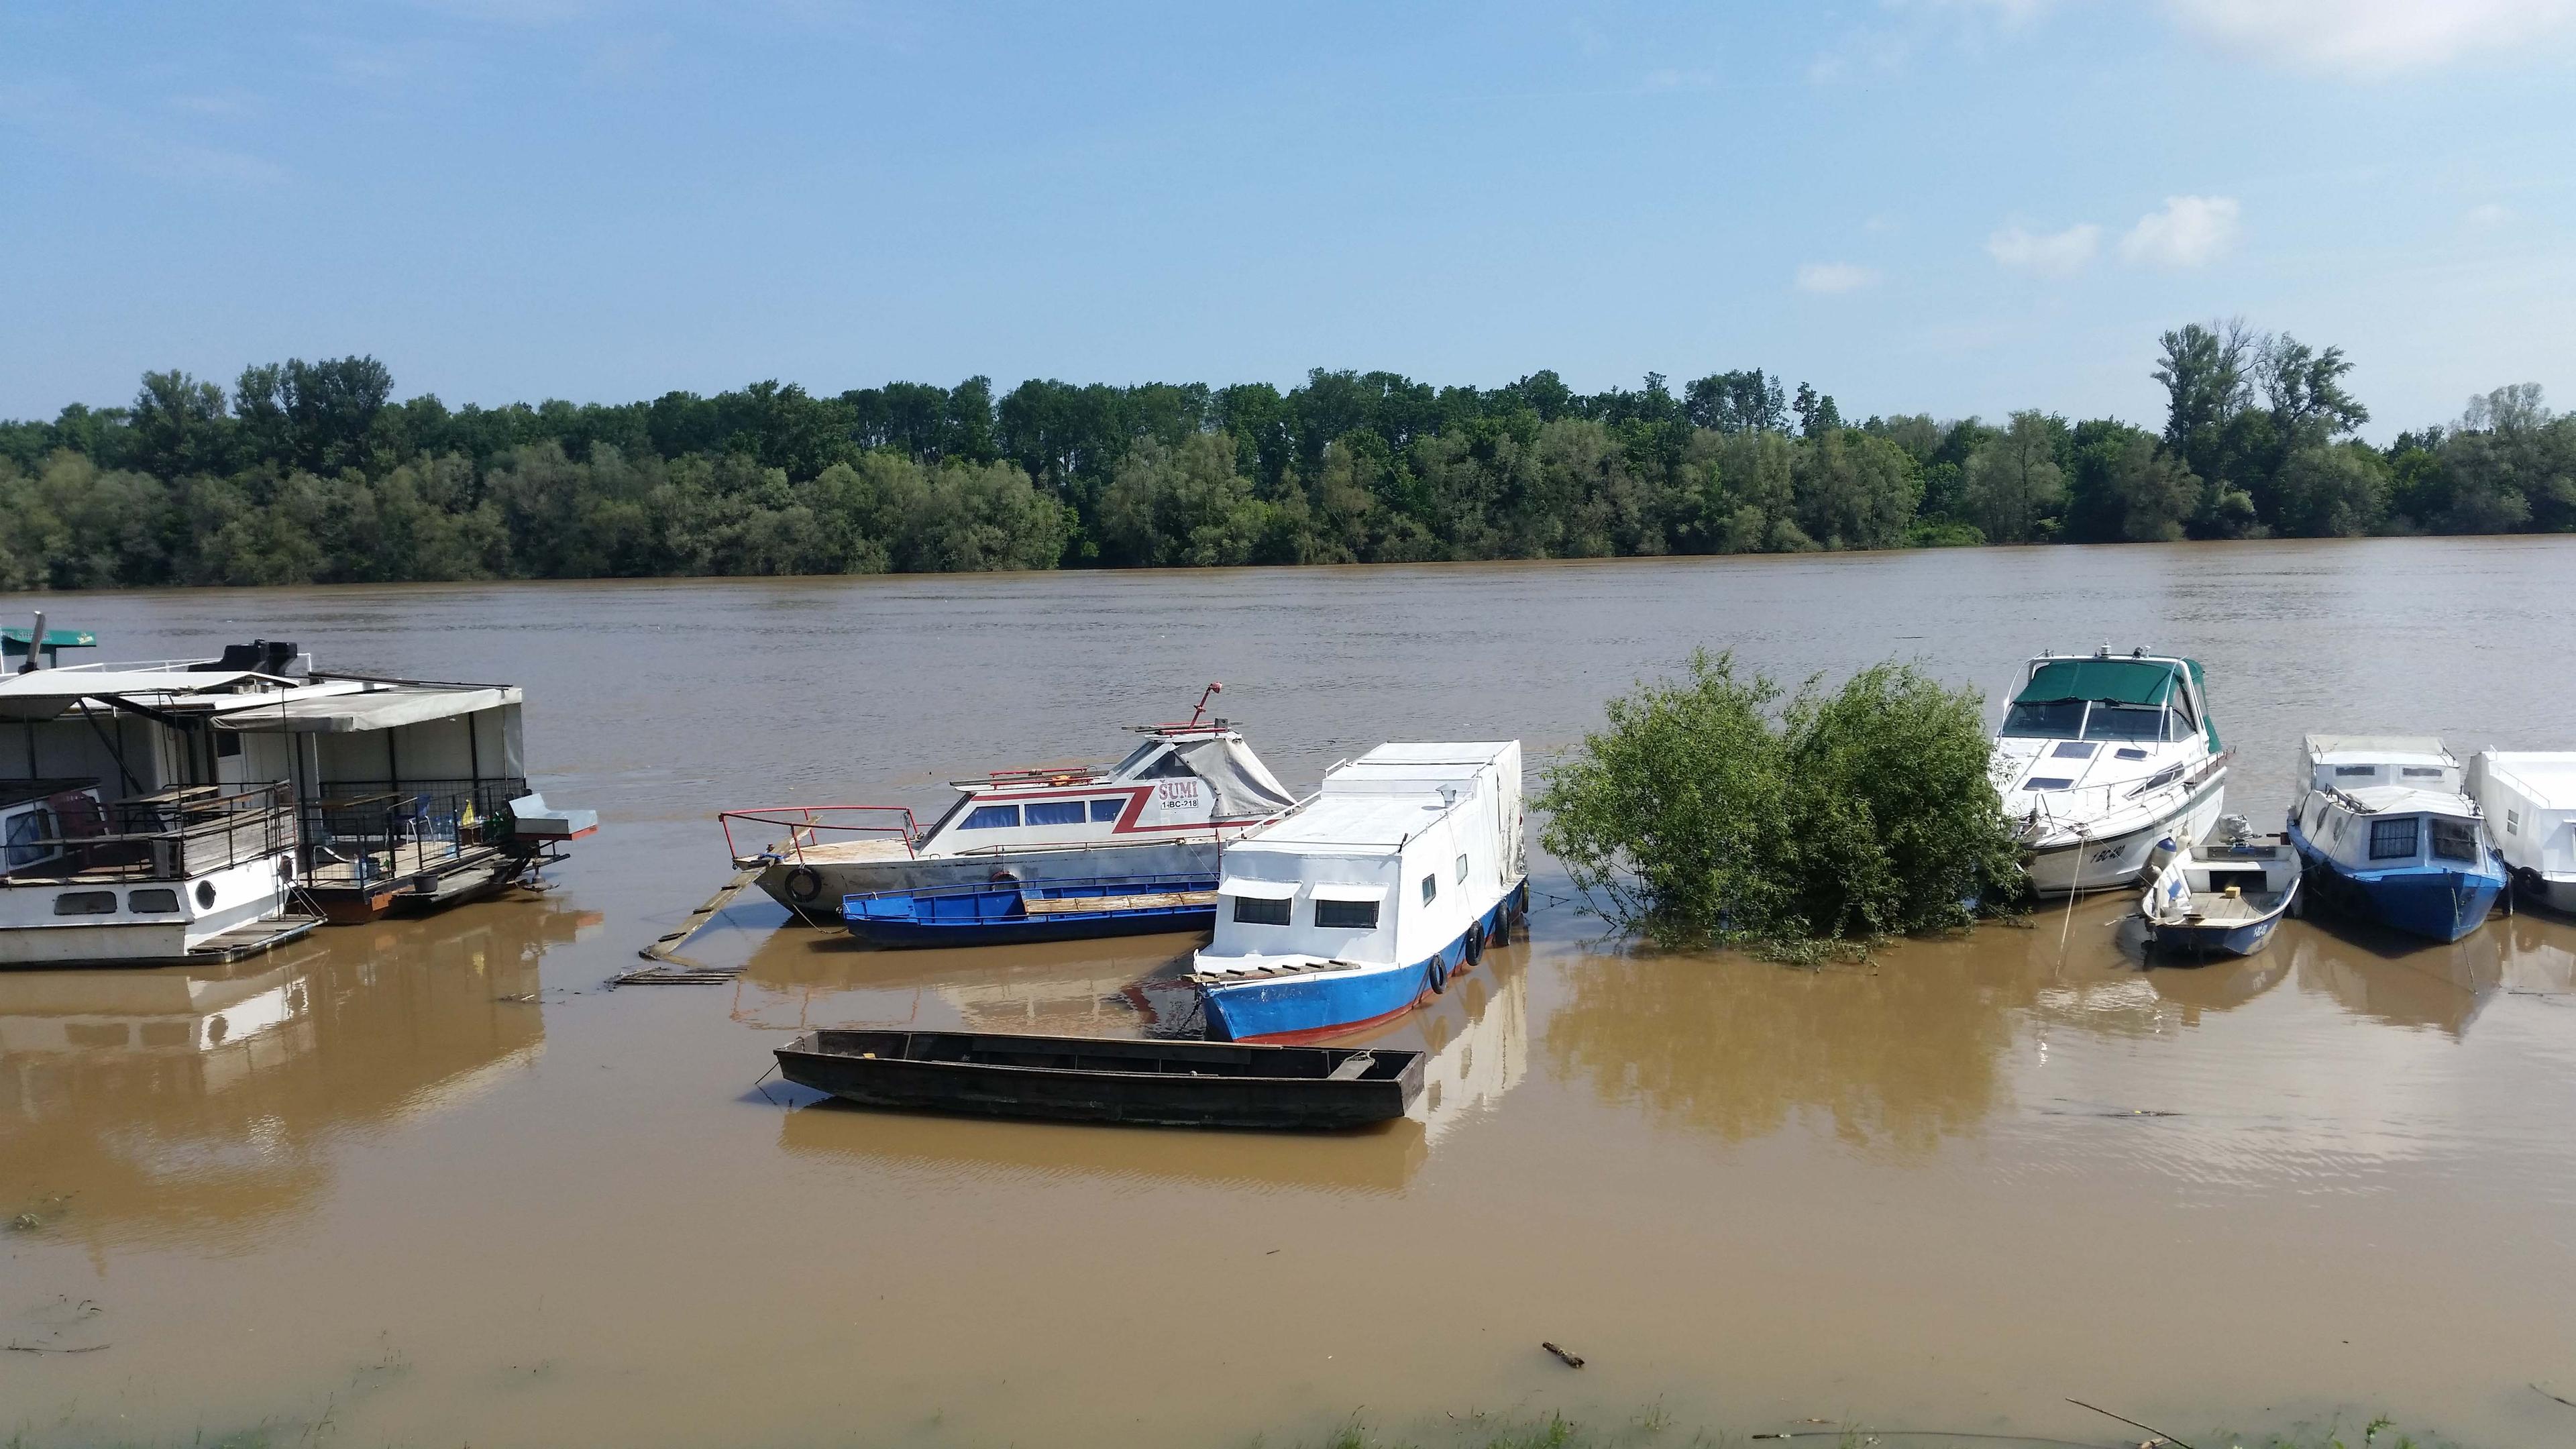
[8,783,299,881]
[299,777,531,884]
[720,805,921,865]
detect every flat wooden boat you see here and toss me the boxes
[774,1028,1423,1130]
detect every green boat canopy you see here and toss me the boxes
[2013,658,2183,707]
[1,627,96,653]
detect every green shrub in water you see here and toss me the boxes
[1538,650,2025,953]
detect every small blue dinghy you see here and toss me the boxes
[2140,822,2302,959]
[841,873,1218,949]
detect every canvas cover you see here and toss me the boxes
[1171,733,1298,817]
[2015,659,2182,708]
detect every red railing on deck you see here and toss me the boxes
[720,805,920,864]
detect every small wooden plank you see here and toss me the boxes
[1326,1052,1375,1081]
[1022,891,1216,915]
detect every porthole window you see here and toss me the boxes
[195,880,218,908]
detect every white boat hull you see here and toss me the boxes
[753,837,1232,920]
[2023,771,2228,897]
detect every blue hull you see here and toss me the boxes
[843,874,1216,949]
[1201,885,1525,1043]
[2288,826,2503,944]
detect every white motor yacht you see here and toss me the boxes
[1990,647,2231,896]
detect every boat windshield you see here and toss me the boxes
[1999,701,2086,739]
[2082,705,2168,743]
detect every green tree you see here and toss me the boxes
[2272,443,2389,537]
[1098,431,1266,567]
[1960,411,2065,543]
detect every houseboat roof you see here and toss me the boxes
[2304,734,2455,769]
[206,683,520,734]
[2477,751,2576,806]
[1237,793,1460,857]
[2341,785,2481,820]
[0,660,517,731]
[1322,742,1518,795]
[0,667,271,717]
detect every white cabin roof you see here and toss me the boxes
[2480,751,2576,808]
[2345,785,2480,820]
[1236,792,1452,857]
[207,684,521,734]
[0,667,265,715]
[2304,734,2455,769]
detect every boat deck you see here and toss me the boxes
[189,913,323,963]
[306,840,504,890]
[760,838,918,867]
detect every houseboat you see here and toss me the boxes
[0,631,592,963]
[2288,735,2505,943]
[2469,751,2576,914]
[1990,647,2231,896]
[1189,742,1529,1043]
[727,686,1299,921]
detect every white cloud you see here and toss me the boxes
[1986,221,2102,277]
[2164,0,2576,76]
[1795,262,1881,294]
[2119,195,2240,268]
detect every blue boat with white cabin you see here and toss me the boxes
[2287,735,2505,943]
[2139,819,2302,959]
[841,872,1218,949]
[1190,743,1528,1043]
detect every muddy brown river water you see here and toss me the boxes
[5,538,2576,1448]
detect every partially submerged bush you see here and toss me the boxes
[1538,650,2024,953]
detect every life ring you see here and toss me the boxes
[990,869,1022,884]
[784,865,824,904]
[1426,955,1449,995]
[1462,924,1485,965]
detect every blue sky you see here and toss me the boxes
[5,0,2573,437]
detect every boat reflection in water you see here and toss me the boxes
[0,897,599,1248]
[771,941,1529,1193]
[2293,909,2576,1038]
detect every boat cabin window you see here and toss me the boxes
[2000,701,2086,739]
[1232,895,1291,926]
[1089,798,1124,823]
[2401,766,2445,780]
[2369,818,2418,860]
[2334,765,2376,780]
[5,809,54,869]
[1108,742,1162,777]
[1420,873,1438,904]
[54,890,117,916]
[2023,777,2075,792]
[1023,800,1085,826]
[128,888,181,913]
[2115,747,2149,761]
[1138,754,1197,780]
[2051,742,2096,760]
[2507,810,2522,837]
[2081,705,2166,743]
[961,804,1022,830]
[1454,853,1469,883]
[2430,818,2481,863]
[1316,898,1379,930]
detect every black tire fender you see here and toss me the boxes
[1426,955,1449,994]
[783,865,824,904]
[2516,865,2546,899]
[1462,924,1485,966]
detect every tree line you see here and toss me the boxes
[3,324,2569,590]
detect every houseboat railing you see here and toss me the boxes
[298,777,533,885]
[720,805,922,865]
[5,782,299,882]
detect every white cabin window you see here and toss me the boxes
[129,888,181,913]
[960,804,1021,830]
[2051,742,2097,759]
[1089,799,1124,823]
[1316,898,1379,929]
[54,890,117,916]
[1420,873,1438,904]
[1023,800,1085,826]
[2430,819,2480,863]
[2369,818,2418,860]
[2400,767,2444,780]
[2000,701,2086,739]
[1454,853,1468,883]
[2082,706,2165,743]
[2335,765,2375,780]
[2024,777,2075,792]
[1232,896,1290,925]
[2506,810,2521,837]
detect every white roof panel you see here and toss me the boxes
[2306,733,2453,766]
[2345,785,2480,819]
[1238,793,1448,855]
[2481,752,2576,808]
[210,685,518,734]
[1218,876,1299,900]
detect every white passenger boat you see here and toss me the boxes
[1990,647,2231,897]
[1189,742,1529,1042]
[2468,751,2576,914]
[0,623,592,965]
[728,687,1300,921]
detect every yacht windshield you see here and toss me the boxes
[2082,705,2167,742]
[1999,701,2086,739]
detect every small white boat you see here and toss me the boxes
[1189,742,1529,1042]
[1990,647,2231,896]
[2139,818,2302,959]
[2468,751,2576,914]
[730,686,1299,920]
[2289,736,2505,943]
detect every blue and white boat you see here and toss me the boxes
[1190,743,1528,1043]
[2139,820,2302,959]
[841,873,1217,949]
[2287,735,2506,943]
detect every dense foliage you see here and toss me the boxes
[1537,652,2025,953]
[4,322,2570,589]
